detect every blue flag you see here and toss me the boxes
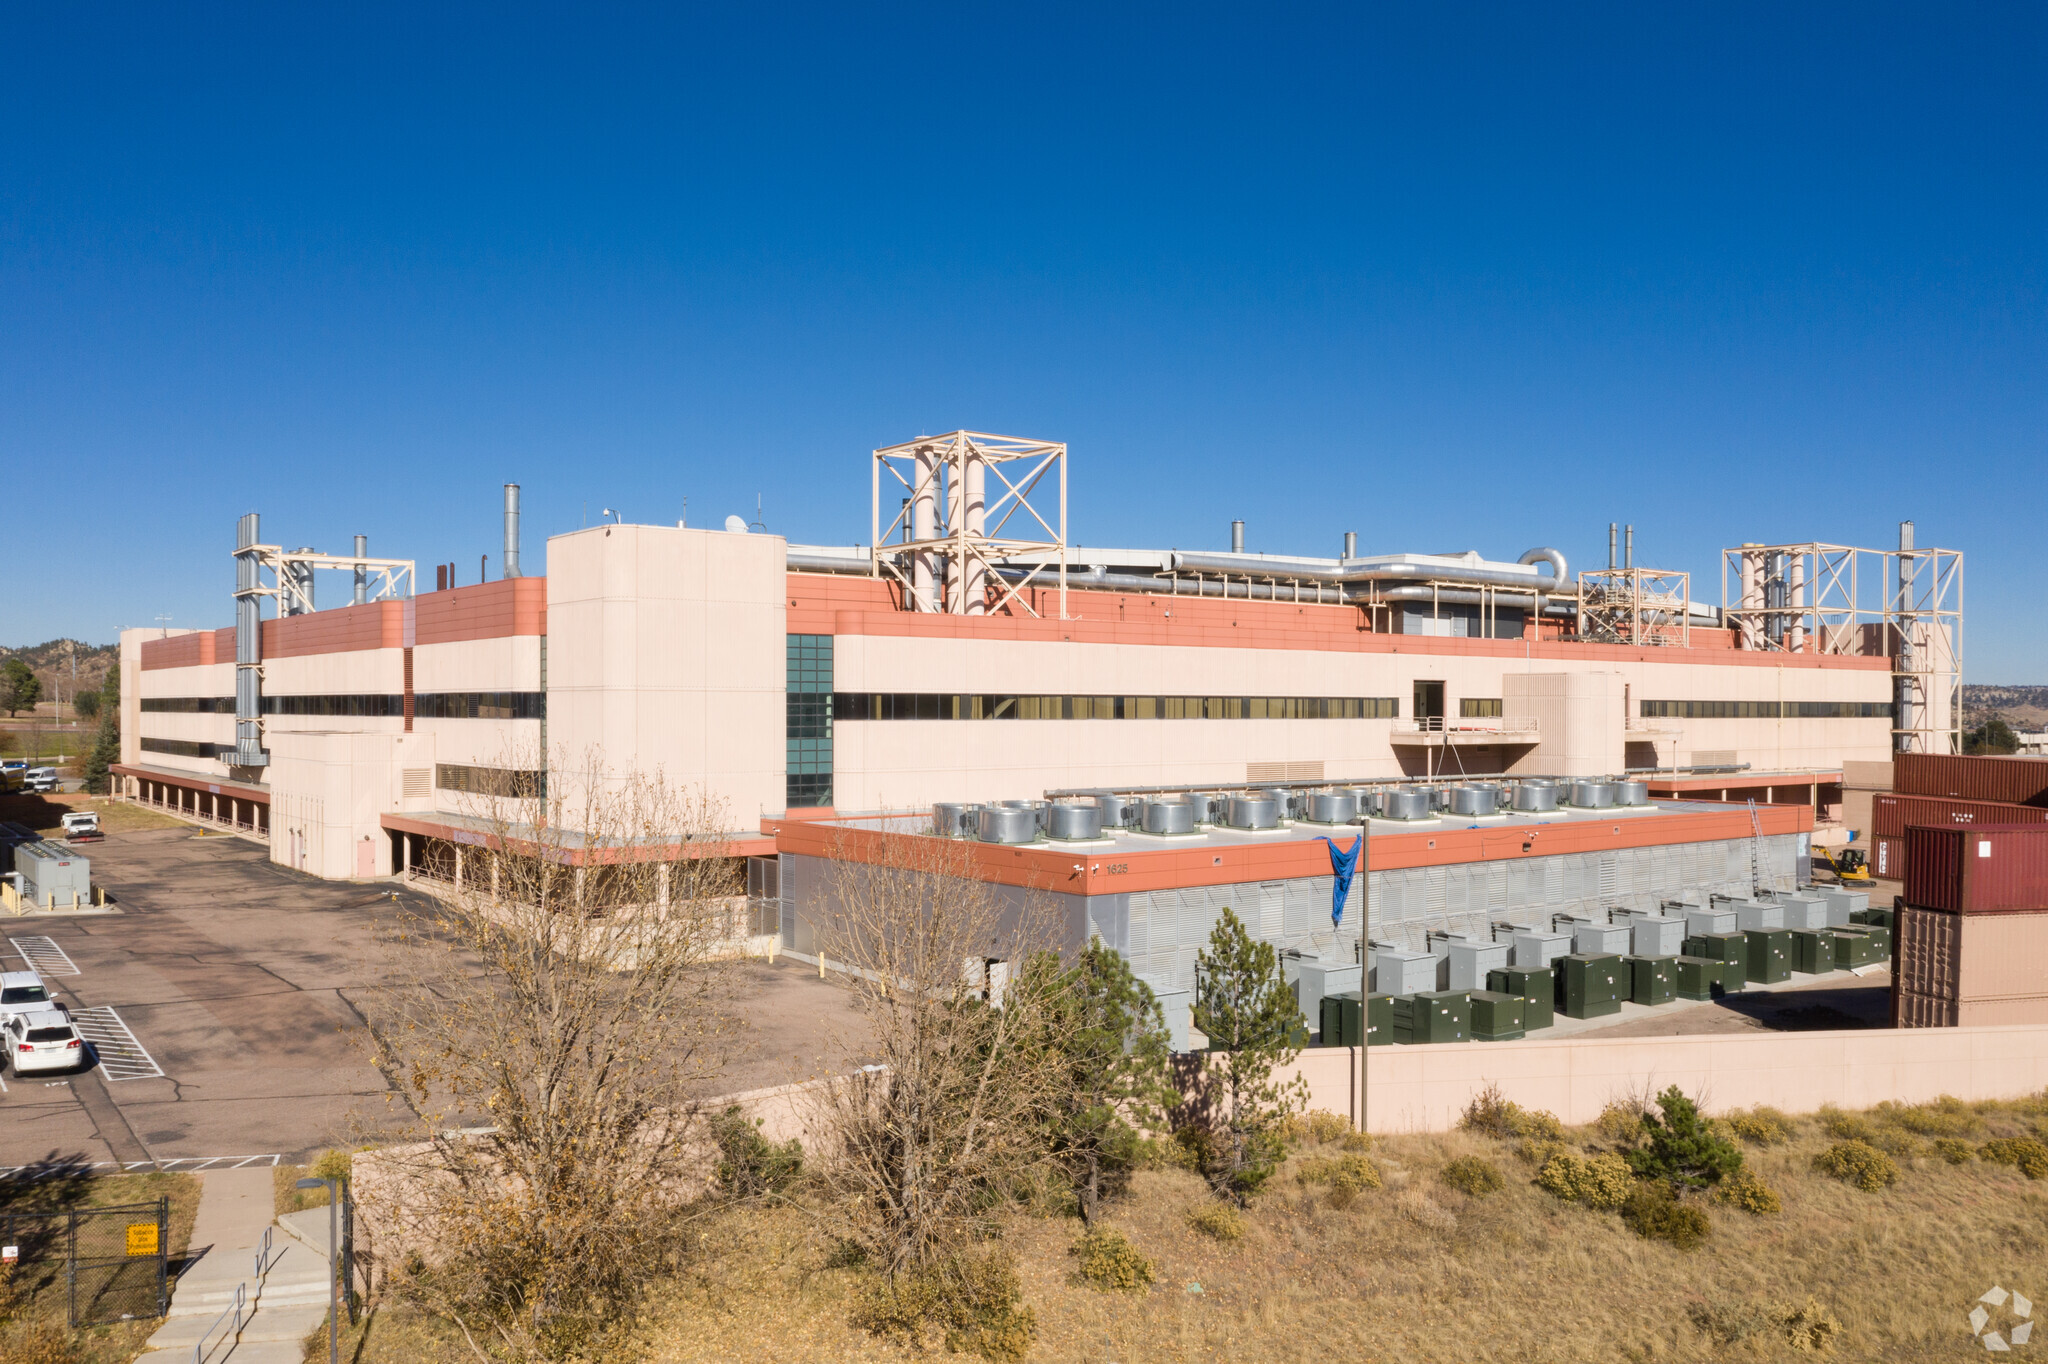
[1318,834,1363,927]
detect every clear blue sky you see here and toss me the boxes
[4,4,2043,678]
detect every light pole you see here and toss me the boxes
[295,1178,339,1364]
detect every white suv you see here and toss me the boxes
[0,971,57,1027]
[5,1008,84,1074]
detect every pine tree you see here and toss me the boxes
[1,658,40,717]
[1625,1085,1743,1192]
[82,658,121,795]
[1190,906,1308,1202]
[1024,941,1175,1224]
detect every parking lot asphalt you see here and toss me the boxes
[0,825,868,1168]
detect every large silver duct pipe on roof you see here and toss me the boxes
[503,484,523,579]
[1518,546,1568,585]
[991,565,1578,614]
[1169,548,1569,593]
[232,512,268,769]
[353,535,369,605]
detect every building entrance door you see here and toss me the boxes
[1413,681,1444,723]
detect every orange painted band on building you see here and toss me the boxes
[141,580,547,670]
[766,802,1813,897]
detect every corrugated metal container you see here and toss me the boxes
[1874,835,1904,880]
[1896,986,2048,1028]
[1894,753,2048,807]
[1902,824,2048,914]
[1873,792,2048,838]
[1895,905,2048,1003]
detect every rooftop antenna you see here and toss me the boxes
[154,613,173,638]
[749,494,767,533]
[680,496,688,529]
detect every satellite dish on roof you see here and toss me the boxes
[724,514,748,533]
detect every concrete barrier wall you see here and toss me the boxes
[1282,1024,2048,1133]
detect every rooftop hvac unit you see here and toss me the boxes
[1307,792,1358,824]
[1513,784,1558,813]
[1450,786,1498,817]
[1143,800,1196,836]
[1046,802,1104,841]
[932,802,978,838]
[1226,795,1278,830]
[1615,780,1650,806]
[1570,781,1617,809]
[1380,790,1431,821]
[977,806,1038,844]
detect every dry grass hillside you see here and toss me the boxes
[314,1090,2048,1364]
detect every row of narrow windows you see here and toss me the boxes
[1639,700,1896,719]
[827,694,1401,723]
[140,692,545,718]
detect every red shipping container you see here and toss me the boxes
[1902,825,2048,914]
[1873,835,1904,880]
[1872,792,2048,838]
[1893,753,2048,808]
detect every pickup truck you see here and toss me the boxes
[60,811,103,842]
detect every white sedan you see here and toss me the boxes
[5,1008,85,1074]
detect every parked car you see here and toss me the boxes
[22,768,59,793]
[0,970,57,1027]
[4,1008,85,1074]
[60,811,102,841]
[0,763,24,793]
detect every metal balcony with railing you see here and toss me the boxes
[1389,715,1541,744]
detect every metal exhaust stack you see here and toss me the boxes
[503,484,522,579]
[232,513,268,769]
[1231,519,1245,553]
[353,535,368,605]
[1343,530,1357,559]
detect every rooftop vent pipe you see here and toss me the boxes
[1231,520,1245,553]
[353,535,368,605]
[503,484,522,579]
[1609,523,1617,570]
[231,512,268,769]
[1625,524,1633,570]
[1344,531,1357,559]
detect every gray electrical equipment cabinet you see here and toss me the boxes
[1816,886,1867,927]
[1375,950,1437,997]
[1779,893,1829,932]
[1151,988,1192,1053]
[1733,900,1785,932]
[1684,906,1738,937]
[1507,930,1571,970]
[1295,961,1363,1028]
[1568,920,1632,956]
[1619,912,1686,958]
[1442,937,1509,992]
[14,841,89,908]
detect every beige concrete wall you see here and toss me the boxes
[1277,1024,2048,1133]
[268,729,437,878]
[546,524,786,825]
[413,635,542,693]
[1502,671,1624,777]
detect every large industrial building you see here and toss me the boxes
[113,433,1957,907]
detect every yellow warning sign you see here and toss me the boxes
[126,1223,159,1257]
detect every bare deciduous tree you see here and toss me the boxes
[365,749,743,1360]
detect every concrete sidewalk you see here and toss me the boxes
[136,1167,334,1364]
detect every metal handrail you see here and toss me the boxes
[1394,715,1540,734]
[188,1227,274,1364]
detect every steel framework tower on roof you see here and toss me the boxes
[871,431,1067,618]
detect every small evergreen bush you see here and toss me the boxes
[1440,1156,1505,1198]
[1620,1180,1711,1249]
[1536,1151,1635,1209]
[1626,1086,1743,1192]
[1978,1137,2048,1179]
[1187,1202,1247,1241]
[1711,1169,1783,1215]
[709,1105,804,1198]
[1070,1227,1156,1294]
[1814,1140,1899,1191]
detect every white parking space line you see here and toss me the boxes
[68,1005,164,1081]
[0,1155,281,1178]
[8,935,81,977]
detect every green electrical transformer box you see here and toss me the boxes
[1319,992,1394,1047]
[1674,955,1719,1001]
[1626,955,1676,1007]
[1714,955,1748,995]
[1859,923,1893,959]
[1745,928,1793,984]
[1829,929,1879,970]
[1392,990,1471,1044]
[1485,966,1555,1031]
[1555,954,1624,1019]
[1788,929,1828,975]
[1469,989,1526,1042]
[1683,932,1747,964]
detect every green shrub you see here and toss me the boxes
[1726,1107,1794,1146]
[1459,1082,1562,1142]
[1817,1106,1876,1143]
[1187,1202,1247,1241]
[1595,1101,1645,1146]
[1069,1227,1156,1294]
[1932,1138,1976,1165]
[1298,1153,1381,1210]
[1814,1140,1899,1192]
[310,1148,353,1183]
[1711,1169,1783,1216]
[709,1105,804,1198]
[1284,1110,1353,1146]
[1516,1137,1570,1168]
[1774,1295,1844,1353]
[0,1319,85,1364]
[1440,1156,1505,1198]
[849,1251,1036,1361]
[1870,1128,1926,1159]
[1875,1095,1982,1138]
[1536,1152,1635,1209]
[1620,1181,1712,1249]
[1626,1087,1744,1192]
[1979,1137,2048,1179]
